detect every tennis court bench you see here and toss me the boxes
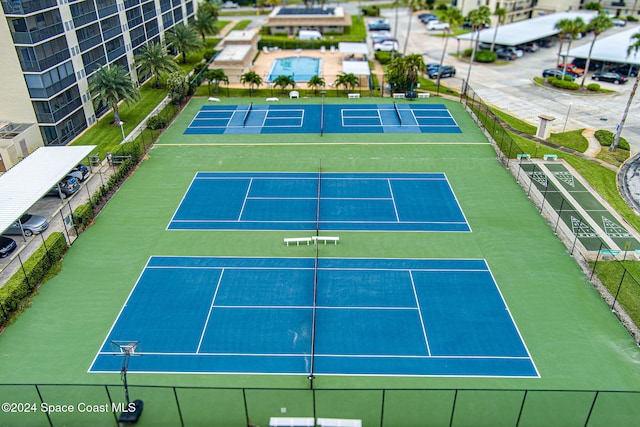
[599,249,620,257]
[312,236,339,245]
[284,237,313,246]
[269,417,315,427]
[266,97,279,102]
[207,97,220,102]
[517,153,531,160]
[543,154,558,160]
[417,93,430,98]
[348,93,360,99]
[392,93,405,99]
[317,418,362,427]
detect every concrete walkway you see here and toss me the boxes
[582,129,602,158]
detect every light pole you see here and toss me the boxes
[118,121,125,144]
[562,103,572,133]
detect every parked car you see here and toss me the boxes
[542,69,575,81]
[426,62,440,71]
[418,13,438,24]
[426,20,450,31]
[462,19,489,30]
[46,176,80,198]
[3,213,49,237]
[613,64,639,77]
[0,236,17,258]
[373,40,398,51]
[519,42,539,53]
[572,58,602,71]
[222,1,239,8]
[369,19,391,31]
[478,42,492,51]
[558,63,584,77]
[428,65,456,79]
[495,48,516,61]
[612,18,626,27]
[591,72,627,84]
[67,164,90,182]
[498,46,524,58]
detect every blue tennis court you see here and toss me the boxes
[168,172,470,232]
[89,257,538,377]
[183,104,461,134]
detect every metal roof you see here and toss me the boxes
[456,11,598,46]
[0,145,96,234]
[567,27,640,65]
[338,42,369,55]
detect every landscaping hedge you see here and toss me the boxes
[595,129,630,151]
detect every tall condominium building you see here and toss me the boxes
[0,0,195,150]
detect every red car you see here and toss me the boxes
[558,63,585,77]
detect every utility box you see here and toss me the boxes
[537,114,556,140]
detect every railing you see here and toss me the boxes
[0,384,638,427]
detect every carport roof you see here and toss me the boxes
[0,145,96,234]
[456,11,598,46]
[568,27,640,65]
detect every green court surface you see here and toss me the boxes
[1,97,639,426]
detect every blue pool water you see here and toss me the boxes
[267,56,321,82]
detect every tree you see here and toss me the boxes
[273,75,296,94]
[584,2,602,11]
[435,6,463,94]
[88,64,140,125]
[463,6,491,94]
[580,14,614,88]
[166,71,189,104]
[554,18,572,69]
[612,32,640,151]
[401,0,426,56]
[134,43,179,89]
[561,18,586,76]
[334,72,358,93]
[386,55,426,93]
[165,24,202,63]
[240,71,263,95]
[199,0,220,18]
[193,7,219,42]
[490,7,507,52]
[203,68,228,94]
[307,75,326,95]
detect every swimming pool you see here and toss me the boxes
[267,56,321,82]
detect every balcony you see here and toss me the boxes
[79,33,102,52]
[97,4,118,18]
[21,50,71,72]
[73,11,98,28]
[11,22,64,45]
[27,74,77,99]
[2,0,58,15]
[107,45,126,62]
[102,25,122,41]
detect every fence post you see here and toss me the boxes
[591,242,604,280]
[571,217,582,255]
[515,390,528,427]
[448,389,458,427]
[35,384,54,427]
[611,268,626,311]
[173,387,185,427]
[555,198,565,234]
[379,389,386,427]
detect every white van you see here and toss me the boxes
[298,30,322,41]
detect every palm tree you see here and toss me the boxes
[88,64,140,125]
[240,71,263,96]
[273,75,296,94]
[192,7,219,43]
[203,68,228,95]
[554,18,572,69]
[307,75,325,96]
[435,6,463,94]
[489,7,507,52]
[402,54,426,91]
[580,14,614,88]
[463,6,491,94]
[334,72,358,94]
[561,18,586,76]
[134,42,179,89]
[612,32,640,151]
[401,0,426,56]
[165,24,202,63]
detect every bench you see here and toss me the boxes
[599,249,620,257]
[266,97,279,102]
[207,97,220,102]
[312,236,339,245]
[417,93,430,98]
[517,153,531,160]
[543,154,558,160]
[317,419,362,427]
[284,237,313,246]
[347,93,360,99]
[392,93,405,99]
[269,417,315,427]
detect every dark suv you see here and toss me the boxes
[495,48,516,61]
[428,65,456,79]
[46,176,80,199]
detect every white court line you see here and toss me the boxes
[409,270,431,356]
[196,269,225,353]
[387,179,400,222]
[237,178,252,221]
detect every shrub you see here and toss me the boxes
[0,232,68,325]
[595,129,630,150]
[587,83,600,91]
[203,48,217,61]
[462,48,473,57]
[73,204,93,232]
[361,5,380,16]
[375,51,393,65]
[193,62,207,74]
[551,79,579,90]
[475,50,496,63]
[628,16,638,22]
[147,115,167,130]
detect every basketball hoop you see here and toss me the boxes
[110,340,143,424]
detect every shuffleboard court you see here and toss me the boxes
[89,257,538,378]
[168,172,470,232]
[184,104,461,135]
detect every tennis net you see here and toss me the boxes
[394,101,402,125]
[309,160,321,382]
[242,102,253,126]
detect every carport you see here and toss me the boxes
[456,11,597,48]
[0,146,96,236]
[568,26,640,66]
